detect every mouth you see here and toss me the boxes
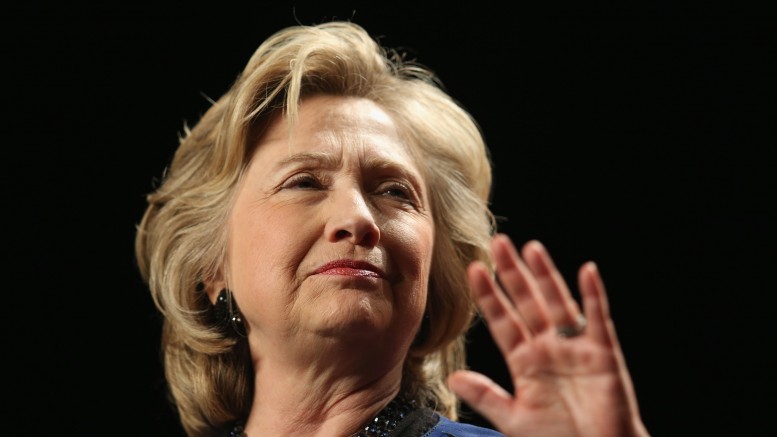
[313,259,386,279]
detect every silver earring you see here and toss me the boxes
[213,288,245,337]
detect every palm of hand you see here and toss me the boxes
[503,329,629,437]
[448,235,649,437]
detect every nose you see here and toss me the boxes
[325,187,380,247]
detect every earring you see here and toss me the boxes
[213,288,245,336]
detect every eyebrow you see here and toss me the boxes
[273,151,425,193]
[364,155,427,197]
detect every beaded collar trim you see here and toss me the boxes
[227,396,418,437]
[351,396,417,437]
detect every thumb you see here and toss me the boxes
[448,370,513,428]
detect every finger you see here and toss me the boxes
[521,240,584,328]
[577,261,615,347]
[491,234,551,334]
[447,370,514,429]
[579,262,642,407]
[467,261,530,356]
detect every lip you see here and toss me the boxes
[313,259,386,279]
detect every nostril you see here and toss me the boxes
[335,229,351,240]
[363,231,379,247]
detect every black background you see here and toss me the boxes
[5,2,774,435]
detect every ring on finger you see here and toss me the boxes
[556,313,587,338]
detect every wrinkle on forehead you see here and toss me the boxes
[253,95,424,190]
[280,95,412,159]
[251,95,428,201]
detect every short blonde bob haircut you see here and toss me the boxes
[135,20,495,437]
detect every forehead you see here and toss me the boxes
[254,95,419,165]
[301,95,398,135]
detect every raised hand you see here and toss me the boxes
[448,234,650,437]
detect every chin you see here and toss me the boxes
[316,294,392,334]
[302,282,422,341]
[319,298,421,347]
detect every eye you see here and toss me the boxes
[281,173,323,190]
[377,181,414,203]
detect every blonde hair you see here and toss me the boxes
[135,20,495,436]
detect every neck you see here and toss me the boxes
[242,351,405,436]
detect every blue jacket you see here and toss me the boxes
[425,416,506,436]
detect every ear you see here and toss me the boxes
[204,268,227,305]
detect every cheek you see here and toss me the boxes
[227,202,316,309]
[385,215,435,293]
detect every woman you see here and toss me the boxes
[135,21,650,437]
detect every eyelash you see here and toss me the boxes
[280,174,417,206]
[282,174,322,190]
[377,182,413,202]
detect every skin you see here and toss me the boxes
[210,95,435,436]
[448,235,651,437]
[209,94,650,436]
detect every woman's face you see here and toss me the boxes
[223,95,434,361]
